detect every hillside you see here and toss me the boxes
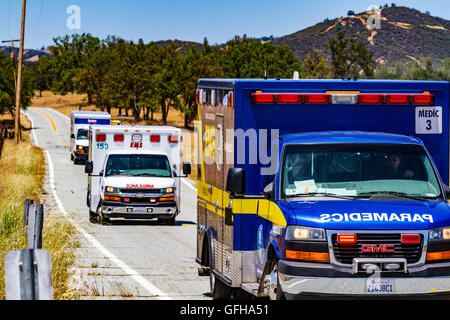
[272,6,450,65]
[0,46,50,64]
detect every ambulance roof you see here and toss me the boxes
[71,111,111,118]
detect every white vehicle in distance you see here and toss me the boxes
[84,125,191,225]
[70,111,111,164]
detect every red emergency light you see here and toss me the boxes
[304,94,330,104]
[413,94,434,105]
[401,234,420,244]
[250,92,434,105]
[337,234,357,245]
[250,93,275,104]
[277,93,303,104]
[385,94,411,104]
[150,135,160,143]
[168,135,178,143]
[114,134,124,142]
[96,133,106,142]
[358,94,384,104]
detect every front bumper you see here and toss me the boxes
[278,259,450,298]
[74,151,88,161]
[101,204,177,219]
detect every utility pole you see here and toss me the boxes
[14,0,27,144]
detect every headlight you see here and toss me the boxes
[162,187,174,193]
[105,186,119,193]
[76,145,84,150]
[429,227,450,241]
[285,226,326,241]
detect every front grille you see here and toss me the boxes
[332,233,423,265]
[119,188,162,194]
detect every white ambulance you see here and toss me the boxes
[84,125,191,224]
[70,111,111,164]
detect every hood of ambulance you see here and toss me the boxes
[74,139,89,147]
[284,200,450,230]
[103,176,174,190]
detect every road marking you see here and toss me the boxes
[44,149,171,299]
[181,178,197,192]
[32,108,69,150]
[26,109,171,299]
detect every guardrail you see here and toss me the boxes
[4,200,53,300]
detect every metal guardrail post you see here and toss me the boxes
[5,249,53,300]
[23,199,44,249]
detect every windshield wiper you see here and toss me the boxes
[358,191,436,201]
[133,173,158,177]
[286,192,357,200]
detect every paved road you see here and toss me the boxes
[25,107,210,300]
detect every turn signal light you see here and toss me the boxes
[285,250,329,262]
[426,250,450,262]
[159,196,175,202]
[104,196,120,202]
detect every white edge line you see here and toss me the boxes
[26,109,171,299]
[181,178,197,192]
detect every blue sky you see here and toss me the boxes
[1,0,449,49]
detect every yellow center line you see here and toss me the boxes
[32,107,69,150]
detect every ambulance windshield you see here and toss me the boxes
[77,129,89,140]
[281,143,442,200]
[105,154,172,177]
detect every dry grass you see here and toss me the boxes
[0,117,78,300]
[32,91,187,127]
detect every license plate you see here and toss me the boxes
[134,208,146,214]
[366,278,394,294]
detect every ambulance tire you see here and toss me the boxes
[89,211,97,223]
[71,153,74,161]
[97,201,110,225]
[209,245,232,299]
[269,260,285,300]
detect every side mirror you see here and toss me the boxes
[173,171,178,177]
[226,168,245,196]
[85,160,93,174]
[99,169,104,176]
[71,134,75,139]
[263,182,275,200]
[444,184,450,198]
[183,162,192,176]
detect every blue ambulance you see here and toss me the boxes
[195,78,450,299]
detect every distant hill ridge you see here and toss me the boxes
[272,6,450,65]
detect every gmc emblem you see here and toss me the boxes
[362,244,395,253]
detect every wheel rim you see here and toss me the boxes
[210,271,216,296]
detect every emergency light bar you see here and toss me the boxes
[251,92,434,105]
[96,133,106,142]
[150,135,160,143]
